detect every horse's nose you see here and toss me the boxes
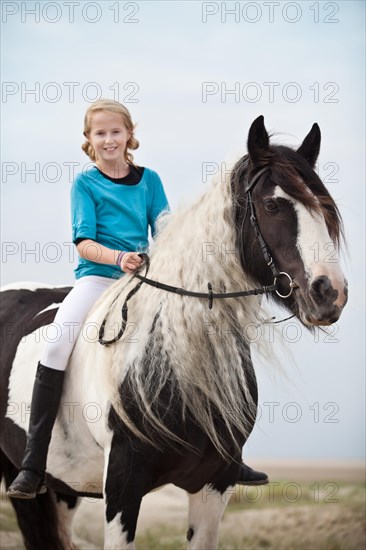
[309,275,339,306]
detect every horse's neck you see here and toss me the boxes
[150,166,250,293]
[84,165,270,449]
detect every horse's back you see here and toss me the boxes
[0,283,72,421]
[1,282,71,363]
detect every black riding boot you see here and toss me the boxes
[7,362,65,499]
[237,462,269,486]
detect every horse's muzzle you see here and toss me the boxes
[302,275,348,325]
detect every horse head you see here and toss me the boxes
[232,115,348,327]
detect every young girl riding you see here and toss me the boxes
[8,99,267,499]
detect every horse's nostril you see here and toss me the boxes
[329,315,339,324]
[310,276,331,302]
[310,276,340,308]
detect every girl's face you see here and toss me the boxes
[87,111,130,166]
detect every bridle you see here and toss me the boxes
[98,165,297,346]
[244,165,296,300]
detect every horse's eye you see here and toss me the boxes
[263,199,279,212]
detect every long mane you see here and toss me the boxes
[89,157,268,457]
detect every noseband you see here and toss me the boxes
[98,165,297,346]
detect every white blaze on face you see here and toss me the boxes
[274,186,345,308]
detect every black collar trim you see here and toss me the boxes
[96,165,144,185]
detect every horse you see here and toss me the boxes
[0,115,348,549]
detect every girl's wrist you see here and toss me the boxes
[116,251,126,267]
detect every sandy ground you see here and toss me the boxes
[78,458,366,531]
[244,457,365,483]
[1,459,365,549]
[75,458,366,535]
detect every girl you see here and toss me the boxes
[8,99,169,498]
[8,99,267,498]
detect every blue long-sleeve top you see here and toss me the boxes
[71,165,169,279]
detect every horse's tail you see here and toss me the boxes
[0,449,66,550]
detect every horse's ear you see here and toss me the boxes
[297,123,321,167]
[247,115,270,166]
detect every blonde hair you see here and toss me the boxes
[81,99,139,165]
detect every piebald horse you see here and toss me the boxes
[0,116,347,549]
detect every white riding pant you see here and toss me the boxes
[40,275,116,371]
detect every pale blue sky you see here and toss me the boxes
[1,1,365,460]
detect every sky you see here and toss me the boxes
[1,1,365,461]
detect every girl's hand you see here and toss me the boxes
[120,252,143,274]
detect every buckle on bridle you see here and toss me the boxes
[208,282,213,309]
[274,272,297,299]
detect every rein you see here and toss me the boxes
[135,255,278,308]
[98,165,297,346]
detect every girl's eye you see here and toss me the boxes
[263,199,279,212]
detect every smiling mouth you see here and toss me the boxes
[104,147,117,152]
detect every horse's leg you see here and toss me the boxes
[0,448,67,550]
[187,460,240,550]
[54,492,81,550]
[103,437,150,549]
[187,485,232,550]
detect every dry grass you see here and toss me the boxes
[1,479,365,549]
[134,481,365,550]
